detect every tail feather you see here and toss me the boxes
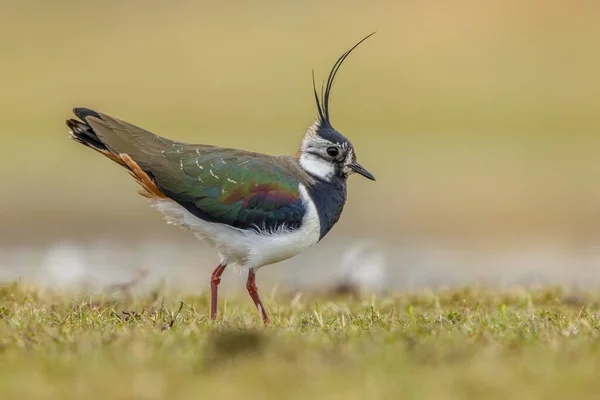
[66,107,167,200]
[67,107,112,151]
[67,117,107,152]
[66,108,125,166]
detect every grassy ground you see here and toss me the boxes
[0,284,599,399]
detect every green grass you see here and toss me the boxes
[1,284,600,399]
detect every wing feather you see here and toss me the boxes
[154,145,308,232]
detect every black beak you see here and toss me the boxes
[349,162,376,181]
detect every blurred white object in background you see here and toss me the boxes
[337,242,388,293]
[42,241,88,288]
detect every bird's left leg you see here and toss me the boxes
[246,269,271,325]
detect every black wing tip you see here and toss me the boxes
[66,108,107,151]
[73,107,101,122]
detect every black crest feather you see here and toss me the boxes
[312,32,376,124]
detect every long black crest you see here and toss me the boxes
[312,32,376,124]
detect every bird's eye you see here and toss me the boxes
[326,147,339,157]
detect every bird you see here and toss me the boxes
[65,33,376,324]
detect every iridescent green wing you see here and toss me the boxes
[154,144,306,232]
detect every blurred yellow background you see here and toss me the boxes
[2,0,600,254]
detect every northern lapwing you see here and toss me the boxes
[66,33,376,324]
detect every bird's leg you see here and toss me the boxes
[246,269,271,325]
[210,264,226,321]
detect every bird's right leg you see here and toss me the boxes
[210,263,227,320]
[246,269,271,325]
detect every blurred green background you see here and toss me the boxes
[2,0,600,251]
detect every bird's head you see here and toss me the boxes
[298,33,376,183]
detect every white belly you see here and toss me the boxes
[151,184,321,271]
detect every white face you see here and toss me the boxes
[298,124,355,182]
[299,151,336,181]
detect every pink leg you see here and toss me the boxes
[210,264,226,321]
[246,270,271,325]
